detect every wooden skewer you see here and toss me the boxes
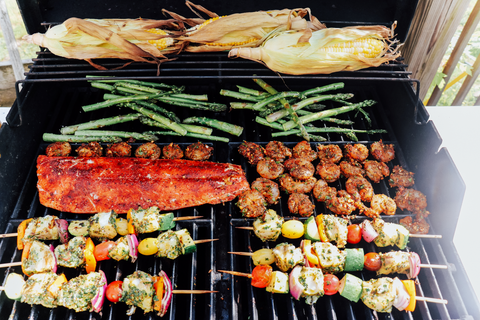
[0,233,18,239]
[235,226,254,230]
[194,239,218,244]
[218,270,252,278]
[172,290,218,294]
[173,216,203,221]
[228,251,253,256]
[0,262,21,268]
[409,234,442,239]
[415,296,448,304]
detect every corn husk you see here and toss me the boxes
[24,18,184,70]
[163,1,325,52]
[228,25,401,75]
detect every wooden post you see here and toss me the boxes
[0,0,25,82]
[402,0,471,101]
[451,51,480,105]
[427,0,480,106]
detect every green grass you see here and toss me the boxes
[0,0,38,61]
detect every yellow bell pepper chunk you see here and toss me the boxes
[47,273,67,297]
[315,214,329,242]
[17,218,33,250]
[302,239,320,267]
[84,237,97,273]
[402,280,416,312]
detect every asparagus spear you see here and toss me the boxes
[255,117,285,131]
[271,127,386,137]
[60,113,141,135]
[253,78,310,141]
[183,117,244,136]
[265,93,354,122]
[282,100,377,131]
[104,93,181,123]
[74,130,158,141]
[124,102,187,136]
[145,131,229,143]
[43,133,122,143]
[236,85,268,97]
[82,94,161,112]
[140,117,213,136]
[157,96,227,112]
[220,89,263,102]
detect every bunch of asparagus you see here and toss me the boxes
[43,77,243,143]
[224,77,386,141]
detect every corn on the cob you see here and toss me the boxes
[228,25,401,75]
[24,18,182,70]
[164,1,325,52]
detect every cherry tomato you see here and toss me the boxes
[106,280,123,303]
[364,252,382,271]
[323,274,340,295]
[94,241,116,261]
[251,265,273,288]
[347,224,362,244]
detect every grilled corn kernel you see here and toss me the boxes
[146,28,174,50]
[319,38,384,58]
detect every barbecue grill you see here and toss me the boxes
[1,0,479,319]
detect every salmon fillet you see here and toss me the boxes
[37,155,249,214]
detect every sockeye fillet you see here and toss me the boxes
[37,155,249,214]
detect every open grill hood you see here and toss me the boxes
[1,0,479,319]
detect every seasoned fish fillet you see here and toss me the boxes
[37,156,249,214]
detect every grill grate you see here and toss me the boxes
[0,53,475,319]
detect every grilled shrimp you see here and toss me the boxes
[162,143,183,159]
[257,157,284,180]
[288,193,315,217]
[395,187,427,214]
[326,190,356,215]
[399,215,430,234]
[370,194,397,215]
[344,143,369,162]
[251,177,280,205]
[238,141,265,165]
[135,142,161,159]
[356,202,380,219]
[317,144,342,163]
[46,142,71,157]
[389,165,415,188]
[265,141,292,162]
[313,179,337,202]
[76,142,102,157]
[236,189,267,218]
[279,173,317,194]
[284,157,315,180]
[316,161,341,183]
[339,160,365,178]
[364,160,390,183]
[370,140,395,162]
[105,142,132,157]
[292,141,317,162]
[185,142,213,161]
[346,175,373,202]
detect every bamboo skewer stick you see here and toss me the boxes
[218,270,252,278]
[0,262,21,268]
[172,290,218,294]
[194,239,218,244]
[0,216,204,239]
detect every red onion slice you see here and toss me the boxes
[289,265,304,300]
[361,220,378,243]
[159,270,173,317]
[54,219,69,244]
[91,270,107,313]
[408,252,421,279]
[392,278,410,311]
[126,234,138,263]
[49,244,57,274]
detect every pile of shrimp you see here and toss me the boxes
[237,140,431,234]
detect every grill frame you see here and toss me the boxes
[1,63,478,319]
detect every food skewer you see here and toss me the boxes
[219,267,447,313]
[1,229,217,276]
[229,239,446,277]
[11,210,203,251]
[1,269,216,316]
[236,211,442,251]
